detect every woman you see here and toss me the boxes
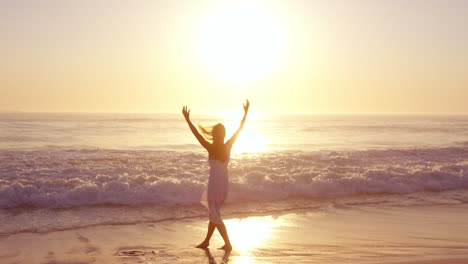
[182,100,250,250]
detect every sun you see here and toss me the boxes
[197,1,286,83]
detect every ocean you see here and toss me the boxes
[1,112,468,236]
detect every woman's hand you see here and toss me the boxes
[182,105,190,120]
[243,99,250,114]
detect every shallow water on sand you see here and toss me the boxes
[2,189,468,237]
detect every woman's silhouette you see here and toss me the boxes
[182,100,250,250]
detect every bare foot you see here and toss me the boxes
[196,241,209,248]
[219,244,232,251]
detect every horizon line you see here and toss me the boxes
[1,110,468,116]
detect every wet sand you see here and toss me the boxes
[1,203,467,264]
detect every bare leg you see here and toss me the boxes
[196,221,216,248]
[216,223,232,250]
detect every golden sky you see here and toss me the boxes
[1,0,468,114]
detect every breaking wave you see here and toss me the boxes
[1,146,468,209]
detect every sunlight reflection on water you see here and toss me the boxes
[224,216,284,263]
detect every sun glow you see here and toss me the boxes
[223,120,267,153]
[219,110,263,121]
[234,128,267,153]
[197,1,286,83]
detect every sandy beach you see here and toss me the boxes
[2,202,467,264]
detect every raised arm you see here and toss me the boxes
[182,106,211,150]
[226,99,250,147]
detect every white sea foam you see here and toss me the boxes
[1,147,467,209]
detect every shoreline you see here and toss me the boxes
[1,203,468,264]
[2,189,467,238]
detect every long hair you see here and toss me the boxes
[198,123,226,143]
